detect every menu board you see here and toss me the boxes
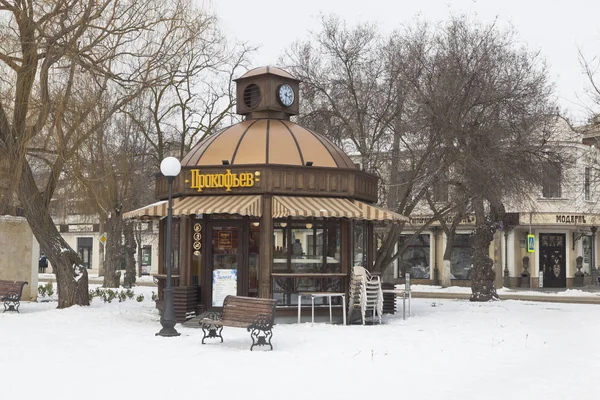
[212,269,237,306]
[217,231,232,249]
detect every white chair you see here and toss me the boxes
[348,266,383,324]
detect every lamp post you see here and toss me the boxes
[156,156,181,337]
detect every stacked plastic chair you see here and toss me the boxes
[347,266,383,325]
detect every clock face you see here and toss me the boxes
[278,84,294,107]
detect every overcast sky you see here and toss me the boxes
[207,0,600,124]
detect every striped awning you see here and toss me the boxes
[351,200,408,222]
[174,195,262,217]
[272,196,363,218]
[124,195,262,219]
[124,195,405,222]
[123,200,171,220]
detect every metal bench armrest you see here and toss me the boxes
[248,313,274,332]
[3,291,20,301]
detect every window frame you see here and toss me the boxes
[542,163,562,199]
[584,166,591,201]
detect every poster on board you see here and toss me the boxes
[218,231,232,249]
[212,269,237,306]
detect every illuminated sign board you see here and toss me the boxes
[188,169,259,192]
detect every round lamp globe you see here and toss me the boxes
[160,157,181,177]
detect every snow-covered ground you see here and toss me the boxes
[3,284,599,400]
[38,272,156,284]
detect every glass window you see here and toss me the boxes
[542,163,561,198]
[273,222,288,273]
[272,220,341,274]
[141,246,152,266]
[272,219,343,306]
[398,234,431,279]
[585,167,591,201]
[326,222,341,273]
[290,222,325,273]
[583,235,592,274]
[353,221,367,267]
[450,234,475,280]
[162,218,180,274]
[77,237,93,269]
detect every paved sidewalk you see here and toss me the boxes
[410,285,600,305]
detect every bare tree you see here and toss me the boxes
[282,17,463,279]
[0,0,218,307]
[64,3,252,289]
[410,17,562,300]
[284,16,562,302]
[283,16,395,175]
[124,14,255,166]
[68,104,151,287]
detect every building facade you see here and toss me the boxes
[393,118,600,289]
[46,215,160,277]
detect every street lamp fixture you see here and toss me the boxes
[156,156,181,337]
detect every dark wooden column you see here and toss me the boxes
[259,194,273,298]
[180,215,192,286]
[158,219,165,275]
[367,221,374,271]
[341,219,350,275]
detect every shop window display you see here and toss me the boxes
[272,220,343,306]
[398,234,431,279]
[451,234,475,279]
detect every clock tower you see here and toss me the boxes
[234,66,300,120]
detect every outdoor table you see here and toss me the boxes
[297,292,346,325]
[381,289,411,320]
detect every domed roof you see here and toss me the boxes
[181,119,356,169]
[235,66,299,81]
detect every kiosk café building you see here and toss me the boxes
[124,66,406,320]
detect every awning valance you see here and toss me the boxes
[351,200,408,222]
[272,196,363,219]
[175,195,262,217]
[123,195,262,219]
[123,200,171,220]
[124,195,406,222]
[272,196,406,222]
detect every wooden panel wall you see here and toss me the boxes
[155,165,379,203]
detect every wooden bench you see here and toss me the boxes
[0,280,28,313]
[199,295,277,351]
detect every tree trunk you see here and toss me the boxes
[18,162,89,308]
[470,198,499,301]
[373,223,404,276]
[123,221,137,288]
[438,260,450,287]
[98,217,105,276]
[387,127,401,210]
[0,158,15,215]
[103,213,122,287]
[441,230,456,288]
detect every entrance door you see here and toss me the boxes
[539,233,566,288]
[207,223,243,307]
[77,237,93,269]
